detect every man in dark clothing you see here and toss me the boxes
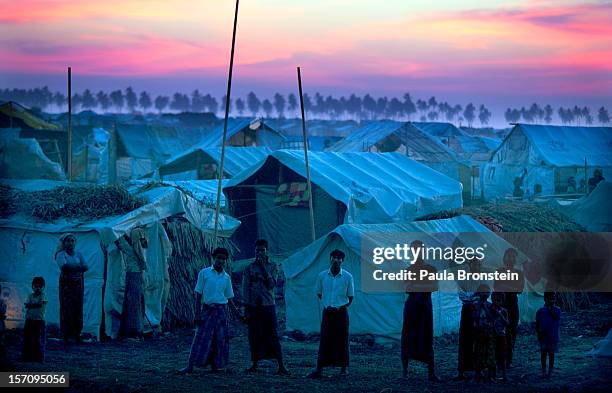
[242,239,289,375]
[494,248,525,368]
[588,169,605,194]
[401,240,440,382]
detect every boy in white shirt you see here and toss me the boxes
[308,249,354,378]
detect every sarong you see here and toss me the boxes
[59,270,84,340]
[121,271,145,337]
[495,335,507,369]
[317,307,349,368]
[474,329,496,370]
[458,303,475,372]
[22,320,45,362]
[401,293,433,364]
[188,304,229,369]
[504,293,519,364]
[246,305,282,361]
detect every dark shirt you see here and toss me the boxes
[242,258,278,306]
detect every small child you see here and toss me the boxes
[536,292,560,378]
[473,284,495,382]
[491,292,509,381]
[0,284,7,362]
[22,277,47,362]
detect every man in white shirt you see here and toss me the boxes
[179,247,238,374]
[307,249,354,378]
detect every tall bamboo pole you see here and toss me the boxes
[67,67,72,181]
[213,0,240,243]
[297,66,316,242]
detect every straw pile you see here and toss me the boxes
[161,216,238,331]
[0,184,145,222]
[416,201,585,232]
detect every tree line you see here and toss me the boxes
[504,103,610,126]
[1,87,609,127]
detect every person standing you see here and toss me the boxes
[491,292,509,381]
[494,248,525,368]
[536,292,561,378]
[307,249,354,378]
[55,233,88,345]
[401,240,440,382]
[179,247,239,374]
[22,277,47,362]
[242,239,289,375]
[115,228,148,339]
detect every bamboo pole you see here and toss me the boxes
[213,0,240,243]
[67,67,72,181]
[297,66,316,242]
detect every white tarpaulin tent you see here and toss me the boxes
[224,150,463,259]
[158,146,271,180]
[483,124,612,199]
[563,181,612,232]
[283,215,538,339]
[587,329,612,357]
[0,182,239,338]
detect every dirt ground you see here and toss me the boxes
[2,302,611,393]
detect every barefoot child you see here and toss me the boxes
[22,277,47,362]
[536,292,560,378]
[491,292,509,381]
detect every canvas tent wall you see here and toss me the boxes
[282,215,538,339]
[562,181,612,232]
[0,182,239,339]
[329,121,472,199]
[197,118,286,149]
[224,150,462,260]
[127,179,228,208]
[483,124,612,200]
[0,137,65,180]
[158,146,271,180]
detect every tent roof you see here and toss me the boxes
[0,101,60,130]
[329,121,461,163]
[197,118,286,148]
[225,150,463,222]
[507,124,612,167]
[127,179,228,208]
[283,215,504,279]
[158,146,271,178]
[115,124,208,162]
[412,121,464,137]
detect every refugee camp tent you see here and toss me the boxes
[328,121,472,199]
[158,146,271,180]
[587,329,612,357]
[197,118,286,149]
[563,181,612,232]
[0,181,239,338]
[483,124,612,199]
[283,215,538,339]
[224,150,463,259]
[127,179,228,208]
[114,124,212,180]
[0,137,65,180]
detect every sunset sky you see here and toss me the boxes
[1,0,611,114]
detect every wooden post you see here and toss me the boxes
[213,0,240,243]
[297,66,316,242]
[67,67,72,181]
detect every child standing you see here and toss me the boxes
[491,292,509,381]
[473,284,495,382]
[536,292,560,378]
[22,277,47,362]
